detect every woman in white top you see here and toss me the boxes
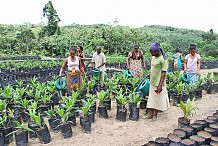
[184,44,201,86]
[59,48,88,91]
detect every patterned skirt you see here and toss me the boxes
[188,73,198,86]
[67,71,82,91]
[130,59,143,79]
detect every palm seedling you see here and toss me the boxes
[0,100,6,114]
[129,93,141,108]
[16,80,24,88]
[45,107,60,133]
[98,91,106,106]
[174,82,184,96]
[0,113,8,128]
[56,108,70,124]
[2,85,13,103]
[30,77,38,89]
[116,93,128,109]
[56,107,73,138]
[129,78,140,90]
[177,98,198,128]
[81,99,92,118]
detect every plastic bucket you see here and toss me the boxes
[137,78,150,96]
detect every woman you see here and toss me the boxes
[77,45,86,69]
[184,44,201,86]
[127,44,146,78]
[173,48,183,72]
[59,48,88,91]
[146,42,170,121]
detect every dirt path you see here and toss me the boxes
[9,91,218,146]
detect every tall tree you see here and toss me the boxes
[16,25,35,54]
[42,1,61,36]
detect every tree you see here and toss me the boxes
[16,25,35,54]
[42,1,61,36]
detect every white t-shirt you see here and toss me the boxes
[185,54,201,73]
[92,52,106,72]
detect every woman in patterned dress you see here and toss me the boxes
[127,44,146,79]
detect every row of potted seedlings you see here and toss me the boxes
[167,72,218,106]
[0,56,41,61]
[4,68,218,145]
[144,99,218,145]
[0,73,146,146]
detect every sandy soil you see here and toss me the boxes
[8,91,218,146]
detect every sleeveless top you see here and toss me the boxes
[78,52,84,60]
[129,50,143,60]
[68,56,79,71]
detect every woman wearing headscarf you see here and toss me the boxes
[146,42,170,121]
[127,44,146,79]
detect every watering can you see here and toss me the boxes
[55,78,66,97]
[137,78,150,96]
[179,73,190,83]
[123,69,133,78]
[93,68,101,77]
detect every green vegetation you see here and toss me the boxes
[0,23,217,61]
[177,98,198,121]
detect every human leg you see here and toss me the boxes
[145,108,154,119]
[152,109,160,121]
[100,71,104,85]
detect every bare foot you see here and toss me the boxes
[145,114,153,119]
[151,115,157,121]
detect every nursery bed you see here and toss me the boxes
[9,92,218,146]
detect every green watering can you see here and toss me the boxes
[93,68,101,77]
[55,78,66,97]
[123,69,133,78]
[179,73,190,83]
[137,78,150,96]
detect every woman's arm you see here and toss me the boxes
[184,59,188,73]
[127,53,132,69]
[157,71,166,93]
[141,55,146,69]
[59,58,67,76]
[197,59,200,74]
[79,58,88,81]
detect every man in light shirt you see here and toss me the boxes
[92,46,106,84]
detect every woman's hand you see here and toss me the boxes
[85,76,88,82]
[156,85,163,93]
